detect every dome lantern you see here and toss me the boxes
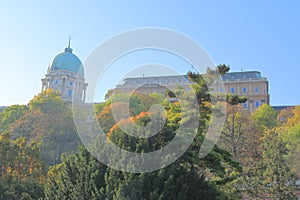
[64,37,73,53]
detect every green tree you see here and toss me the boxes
[44,144,224,200]
[244,130,297,199]
[44,146,107,200]
[105,89,114,100]
[178,67,242,198]
[278,106,300,181]
[252,104,278,131]
[68,148,107,199]
[0,104,28,133]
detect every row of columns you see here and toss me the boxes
[41,75,87,103]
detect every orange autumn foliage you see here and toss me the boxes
[107,111,150,141]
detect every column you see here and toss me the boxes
[46,79,50,89]
[82,84,87,103]
[41,79,46,91]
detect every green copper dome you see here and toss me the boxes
[48,46,84,76]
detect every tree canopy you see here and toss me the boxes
[1,66,299,199]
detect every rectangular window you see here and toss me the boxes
[70,81,73,86]
[255,100,260,108]
[242,102,248,108]
[230,87,235,93]
[254,86,259,93]
[68,90,72,97]
[55,80,58,84]
[242,87,247,93]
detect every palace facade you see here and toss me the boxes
[115,71,269,113]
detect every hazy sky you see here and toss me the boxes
[0,1,299,106]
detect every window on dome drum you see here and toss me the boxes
[68,90,72,97]
[242,87,247,93]
[255,100,260,108]
[230,87,235,93]
[254,86,259,93]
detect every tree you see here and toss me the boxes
[278,106,300,180]
[0,132,45,199]
[44,146,107,200]
[244,130,297,199]
[184,67,240,195]
[277,106,294,124]
[97,102,136,135]
[105,162,223,200]
[185,67,243,198]
[9,89,80,166]
[105,89,114,100]
[240,106,300,199]
[44,145,224,200]
[220,94,247,161]
[0,104,28,133]
[252,104,278,131]
[97,92,164,135]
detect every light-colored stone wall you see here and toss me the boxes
[219,78,269,113]
[114,73,269,113]
[42,70,87,103]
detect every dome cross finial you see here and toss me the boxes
[68,37,71,48]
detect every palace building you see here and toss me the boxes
[213,71,269,113]
[115,75,192,96]
[115,71,269,113]
[41,39,88,103]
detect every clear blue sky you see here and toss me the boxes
[0,1,299,106]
